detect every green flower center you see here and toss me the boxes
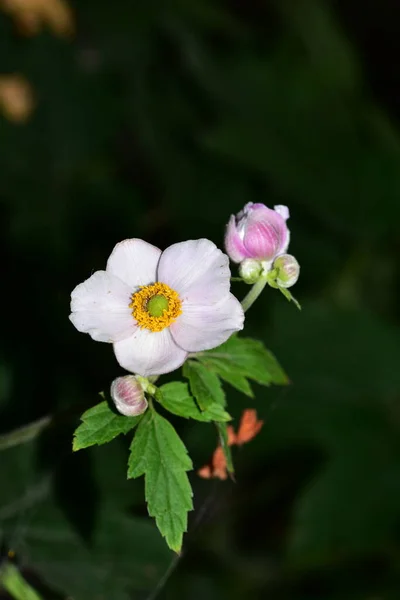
[129,283,182,332]
[146,294,170,317]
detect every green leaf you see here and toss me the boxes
[128,410,193,553]
[258,304,400,565]
[197,356,254,397]
[206,364,254,398]
[73,401,142,451]
[0,442,47,514]
[128,410,193,552]
[158,382,230,422]
[279,286,301,310]
[197,335,289,393]
[183,361,226,408]
[216,422,234,475]
[11,503,171,600]
[0,444,170,600]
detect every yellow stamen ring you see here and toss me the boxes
[129,282,182,332]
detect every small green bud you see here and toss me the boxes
[273,254,300,288]
[239,258,263,284]
[136,375,157,396]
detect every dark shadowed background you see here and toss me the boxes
[1,0,400,598]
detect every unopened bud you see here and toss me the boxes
[273,254,300,288]
[225,203,290,263]
[239,258,263,284]
[110,375,148,417]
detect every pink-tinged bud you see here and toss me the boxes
[225,203,290,263]
[110,375,148,417]
[273,254,300,288]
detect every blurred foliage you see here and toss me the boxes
[1,0,400,598]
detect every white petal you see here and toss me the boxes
[70,271,135,342]
[157,239,230,305]
[169,293,244,352]
[274,205,290,221]
[106,239,161,290]
[280,229,291,254]
[113,328,188,377]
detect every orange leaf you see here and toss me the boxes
[210,446,229,480]
[197,409,263,479]
[226,424,237,446]
[197,465,212,479]
[198,443,230,480]
[236,409,263,445]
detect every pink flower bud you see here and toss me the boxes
[225,203,290,263]
[273,254,300,288]
[110,375,148,417]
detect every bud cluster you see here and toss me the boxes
[225,202,300,290]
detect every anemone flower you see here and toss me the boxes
[70,238,244,376]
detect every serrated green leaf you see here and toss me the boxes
[183,361,226,408]
[73,402,142,451]
[198,335,289,388]
[216,422,234,474]
[128,410,193,552]
[197,356,254,397]
[158,382,230,422]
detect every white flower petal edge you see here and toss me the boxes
[113,328,188,377]
[280,229,291,255]
[69,271,135,343]
[157,239,230,305]
[170,293,244,352]
[106,239,161,290]
[274,205,290,221]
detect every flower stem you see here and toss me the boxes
[240,275,268,312]
[0,563,43,600]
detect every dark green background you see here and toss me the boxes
[1,0,400,598]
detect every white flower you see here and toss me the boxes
[69,238,244,376]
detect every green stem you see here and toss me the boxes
[0,563,43,600]
[240,275,268,312]
[0,416,51,452]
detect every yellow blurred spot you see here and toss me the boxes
[0,74,35,123]
[0,0,74,38]
[7,550,15,559]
